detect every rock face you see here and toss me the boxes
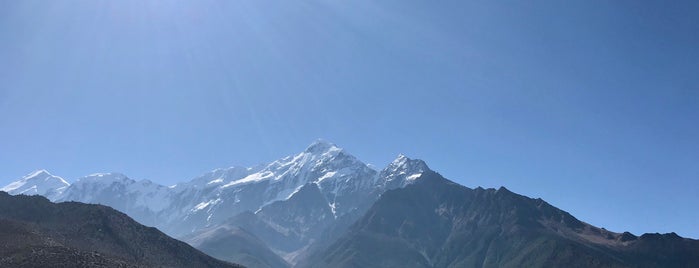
[304,171,699,268]
[0,192,241,268]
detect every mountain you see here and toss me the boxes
[305,171,699,268]
[161,140,381,236]
[181,143,431,266]
[1,140,431,266]
[5,140,697,267]
[0,191,241,268]
[1,170,69,200]
[57,173,173,227]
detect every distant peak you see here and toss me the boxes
[389,154,429,170]
[19,169,69,185]
[86,172,126,177]
[2,169,69,196]
[23,169,52,180]
[392,154,409,164]
[80,172,131,182]
[378,154,432,188]
[305,139,340,154]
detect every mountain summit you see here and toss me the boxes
[1,170,69,200]
[304,139,339,154]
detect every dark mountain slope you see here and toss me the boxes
[305,171,699,268]
[0,191,241,268]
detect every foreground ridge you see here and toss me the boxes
[0,192,241,268]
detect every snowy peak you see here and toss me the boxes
[304,139,340,155]
[385,154,430,175]
[221,140,367,189]
[58,172,173,216]
[378,154,431,188]
[1,169,69,199]
[70,172,134,188]
[25,169,51,179]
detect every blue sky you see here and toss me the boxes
[1,1,698,238]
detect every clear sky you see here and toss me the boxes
[1,1,698,238]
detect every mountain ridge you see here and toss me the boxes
[1,141,428,238]
[0,191,242,268]
[305,171,699,267]
[4,140,698,268]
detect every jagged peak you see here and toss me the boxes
[376,155,432,189]
[385,154,430,172]
[392,154,408,164]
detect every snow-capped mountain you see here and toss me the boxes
[0,170,69,200]
[180,142,433,265]
[1,140,431,256]
[5,142,698,268]
[56,173,174,227]
[161,140,384,236]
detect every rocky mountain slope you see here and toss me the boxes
[304,171,699,268]
[0,191,241,268]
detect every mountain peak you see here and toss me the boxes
[388,154,430,173]
[74,173,133,186]
[23,169,51,180]
[305,139,340,154]
[1,169,69,199]
[393,154,408,163]
[377,154,431,189]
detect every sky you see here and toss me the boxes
[1,0,698,238]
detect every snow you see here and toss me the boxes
[407,173,422,180]
[1,180,26,192]
[207,178,223,185]
[192,198,221,212]
[1,169,70,199]
[285,185,306,200]
[222,171,275,188]
[329,202,337,217]
[128,180,171,212]
[17,185,38,194]
[316,171,337,182]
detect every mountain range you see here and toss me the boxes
[3,140,698,267]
